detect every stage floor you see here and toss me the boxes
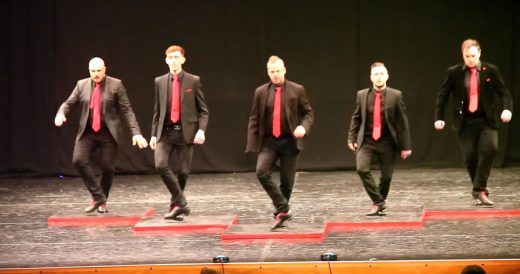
[1,167,519,268]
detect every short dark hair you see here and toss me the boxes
[371,62,385,69]
[461,39,480,52]
[461,264,486,274]
[165,45,185,56]
[200,268,220,274]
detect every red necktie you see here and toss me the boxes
[468,68,478,113]
[170,74,180,123]
[272,87,282,138]
[89,82,101,132]
[372,91,381,141]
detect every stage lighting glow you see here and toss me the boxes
[320,252,337,261]
[212,255,230,263]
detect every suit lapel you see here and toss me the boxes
[259,84,269,127]
[180,73,188,103]
[361,89,369,121]
[382,89,387,122]
[382,89,387,110]
[282,83,291,124]
[462,67,470,94]
[479,64,487,92]
[84,79,94,111]
[161,74,169,115]
[101,78,108,113]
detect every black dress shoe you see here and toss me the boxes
[84,200,105,213]
[366,204,386,216]
[271,211,293,230]
[164,206,190,220]
[97,203,108,213]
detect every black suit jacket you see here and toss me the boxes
[246,80,314,152]
[435,61,513,131]
[151,71,209,143]
[57,76,142,143]
[348,87,411,151]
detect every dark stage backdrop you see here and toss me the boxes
[1,0,519,176]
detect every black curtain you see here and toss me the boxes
[1,0,519,177]
[1,0,58,175]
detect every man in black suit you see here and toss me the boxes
[149,45,209,220]
[55,57,148,213]
[434,39,513,206]
[246,55,314,230]
[348,62,412,216]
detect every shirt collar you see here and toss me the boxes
[170,71,184,81]
[91,78,106,87]
[270,81,286,91]
[462,62,482,71]
[370,86,386,94]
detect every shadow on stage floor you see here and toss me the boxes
[1,167,519,268]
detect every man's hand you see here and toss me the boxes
[401,150,412,159]
[193,130,205,144]
[347,142,357,152]
[434,120,445,130]
[54,113,67,127]
[501,109,512,123]
[149,136,157,150]
[132,135,148,149]
[293,126,306,138]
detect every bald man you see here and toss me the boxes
[246,55,314,230]
[55,57,148,213]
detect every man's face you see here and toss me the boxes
[165,51,186,73]
[370,65,389,89]
[462,46,481,68]
[89,61,106,83]
[267,61,286,85]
